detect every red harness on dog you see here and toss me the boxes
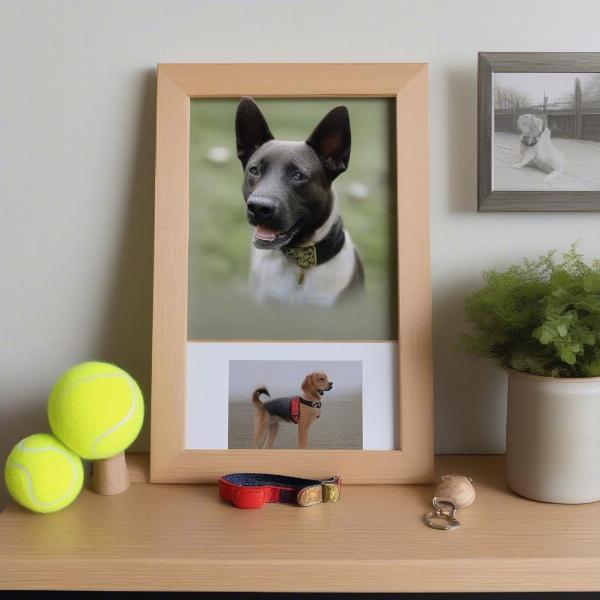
[290,396,321,424]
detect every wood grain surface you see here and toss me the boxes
[2,454,600,592]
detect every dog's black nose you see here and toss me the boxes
[247,197,276,223]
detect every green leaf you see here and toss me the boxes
[533,326,554,345]
[559,347,576,365]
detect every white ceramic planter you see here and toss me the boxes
[506,369,600,504]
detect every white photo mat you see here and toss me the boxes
[186,342,397,450]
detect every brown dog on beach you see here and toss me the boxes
[251,371,333,449]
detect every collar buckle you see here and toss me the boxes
[284,245,317,268]
[297,477,341,506]
[300,398,321,409]
[282,216,345,269]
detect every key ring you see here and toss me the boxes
[423,474,475,531]
[424,497,460,531]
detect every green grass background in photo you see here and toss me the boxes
[188,98,397,340]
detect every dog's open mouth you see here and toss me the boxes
[253,221,303,250]
[318,383,333,396]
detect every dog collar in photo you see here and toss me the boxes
[219,473,341,509]
[521,135,539,147]
[282,216,346,269]
[521,124,546,147]
[300,398,321,409]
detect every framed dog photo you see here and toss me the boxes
[152,64,432,484]
[478,52,600,211]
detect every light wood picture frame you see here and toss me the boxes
[151,63,433,484]
[478,52,600,211]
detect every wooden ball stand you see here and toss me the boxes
[92,451,130,495]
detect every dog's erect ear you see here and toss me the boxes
[235,97,274,168]
[306,106,351,181]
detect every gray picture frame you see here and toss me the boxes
[478,52,600,212]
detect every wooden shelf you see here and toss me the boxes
[1,454,600,592]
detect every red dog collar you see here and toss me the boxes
[219,473,341,509]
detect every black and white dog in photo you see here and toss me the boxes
[235,97,364,307]
[512,113,565,183]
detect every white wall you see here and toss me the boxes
[2,0,600,505]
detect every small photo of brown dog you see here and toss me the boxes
[228,360,362,450]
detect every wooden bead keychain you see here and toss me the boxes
[424,474,475,531]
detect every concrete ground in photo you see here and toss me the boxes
[494,131,600,191]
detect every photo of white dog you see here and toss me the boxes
[512,114,565,183]
[493,72,600,192]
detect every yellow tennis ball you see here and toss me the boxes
[4,433,84,513]
[48,361,144,460]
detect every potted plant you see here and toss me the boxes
[463,245,600,503]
